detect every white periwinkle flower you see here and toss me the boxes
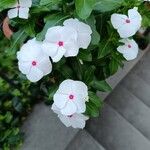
[117,39,139,61]
[52,104,89,129]
[8,0,32,19]
[42,26,79,62]
[111,7,142,38]
[17,39,52,82]
[63,18,92,49]
[53,79,88,116]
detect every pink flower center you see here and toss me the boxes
[32,61,37,66]
[69,94,74,100]
[125,19,130,23]
[58,41,64,47]
[128,44,132,48]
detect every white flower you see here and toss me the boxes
[17,39,52,82]
[111,7,142,38]
[42,26,79,62]
[52,104,89,129]
[63,18,92,49]
[53,79,88,116]
[117,38,139,60]
[8,0,32,19]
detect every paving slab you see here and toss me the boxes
[21,103,79,150]
[106,84,150,140]
[86,104,150,150]
[66,130,105,150]
[121,72,150,108]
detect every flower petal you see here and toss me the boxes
[64,18,92,49]
[74,99,86,113]
[71,114,88,129]
[19,7,29,19]
[18,61,31,74]
[64,40,79,57]
[51,104,60,114]
[111,14,127,29]
[37,55,52,75]
[45,26,62,43]
[60,26,77,43]
[19,0,32,7]
[77,33,91,49]
[118,23,136,38]
[52,47,66,62]
[57,79,73,94]
[117,39,139,60]
[8,8,18,19]
[42,42,58,57]
[128,7,142,31]
[74,81,88,98]
[17,39,43,61]
[61,101,77,116]
[26,67,43,82]
[123,51,138,60]
[53,93,68,109]
[58,115,71,127]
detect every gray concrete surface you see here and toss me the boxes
[86,104,150,150]
[107,84,150,140]
[66,130,105,150]
[21,103,78,150]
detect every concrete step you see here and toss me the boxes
[132,50,150,85]
[86,104,150,150]
[21,103,79,150]
[121,72,150,108]
[66,130,106,150]
[106,84,150,140]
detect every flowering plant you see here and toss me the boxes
[0,0,150,148]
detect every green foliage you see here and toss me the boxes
[75,0,96,19]
[94,0,125,12]
[0,0,149,149]
[0,0,17,11]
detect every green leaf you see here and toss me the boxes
[86,15,100,45]
[109,59,119,75]
[60,65,73,78]
[85,103,99,117]
[5,112,13,123]
[83,66,95,84]
[40,0,61,5]
[12,97,23,113]
[24,21,36,37]
[78,50,92,62]
[48,86,58,101]
[98,35,114,58]
[94,0,124,12]
[90,80,112,92]
[9,29,27,55]
[88,91,103,108]
[0,0,17,11]
[37,14,69,40]
[75,0,96,19]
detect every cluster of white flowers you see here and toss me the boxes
[52,79,89,128]
[13,3,144,129]
[17,18,92,82]
[17,18,91,128]
[111,7,142,60]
